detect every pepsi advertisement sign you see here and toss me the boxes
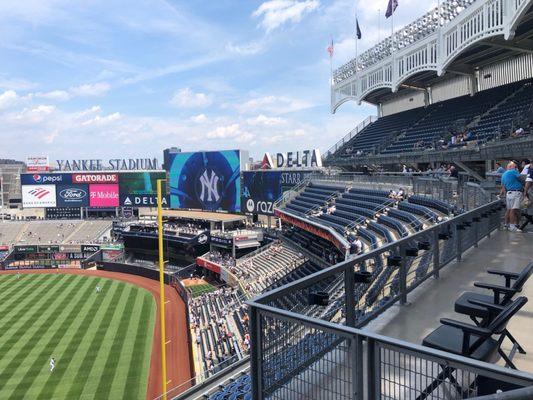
[21,173,72,185]
[166,150,241,212]
[56,184,89,207]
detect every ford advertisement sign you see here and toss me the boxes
[56,184,89,207]
[20,173,72,185]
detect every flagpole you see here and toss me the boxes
[329,37,333,86]
[391,5,395,55]
[378,9,381,43]
[355,1,358,80]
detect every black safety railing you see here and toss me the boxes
[247,199,533,399]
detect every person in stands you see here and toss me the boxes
[494,162,505,174]
[500,161,524,232]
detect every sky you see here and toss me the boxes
[0,0,439,162]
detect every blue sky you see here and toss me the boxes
[0,0,438,162]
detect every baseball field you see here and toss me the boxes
[0,272,156,400]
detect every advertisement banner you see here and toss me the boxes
[26,156,50,172]
[56,184,89,207]
[166,150,241,212]
[119,194,168,207]
[73,173,118,184]
[118,171,167,208]
[21,173,71,185]
[14,245,38,253]
[241,170,313,215]
[89,184,119,207]
[22,185,57,208]
[119,171,165,195]
[81,245,100,253]
[241,171,282,216]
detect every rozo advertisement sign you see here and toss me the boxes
[242,171,281,216]
[241,170,314,215]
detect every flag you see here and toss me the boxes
[327,39,334,58]
[385,0,398,18]
[356,18,362,39]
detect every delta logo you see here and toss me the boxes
[28,187,51,199]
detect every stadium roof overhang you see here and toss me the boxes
[332,0,533,109]
[369,4,533,105]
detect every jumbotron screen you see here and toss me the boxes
[166,150,241,212]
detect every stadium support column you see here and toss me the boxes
[157,179,168,400]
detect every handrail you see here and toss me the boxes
[254,198,500,304]
[324,115,376,158]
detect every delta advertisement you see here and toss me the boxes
[166,150,241,213]
[241,170,314,215]
[20,171,166,209]
[119,171,168,207]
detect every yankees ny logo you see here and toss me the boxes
[199,170,220,202]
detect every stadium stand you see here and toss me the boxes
[0,220,111,245]
[188,242,321,380]
[329,79,533,160]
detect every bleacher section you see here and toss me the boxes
[197,180,459,398]
[330,79,532,159]
[281,183,450,254]
[339,107,429,155]
[189,287,247,377]
[188,242,323,380]
[0,220,111,246]
[471,81,533,142]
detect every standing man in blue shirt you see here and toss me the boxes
[500,161,524,231]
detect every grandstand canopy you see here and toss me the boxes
[335,0,533,106]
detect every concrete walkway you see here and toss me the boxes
[368,229,533,372]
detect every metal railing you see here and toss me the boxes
[248,199,533,399]
[324,116,377,159]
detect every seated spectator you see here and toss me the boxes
[512,127,525,138]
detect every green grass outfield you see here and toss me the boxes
[0,273,156,400]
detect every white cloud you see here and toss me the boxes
[226,41,264,55]
[0,90,22,110]
[246,114,285,126]
[235,95,313,115]
[253,0,320,32]
[81,112,121,126]
[190,114,208,123]
[44,130,59,144]
[70,82,110,97]
[170,88,213,108]
[35,90,71,101]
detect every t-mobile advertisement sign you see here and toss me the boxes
[89,184,119,208]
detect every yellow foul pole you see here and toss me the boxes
[157,179,168,400]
